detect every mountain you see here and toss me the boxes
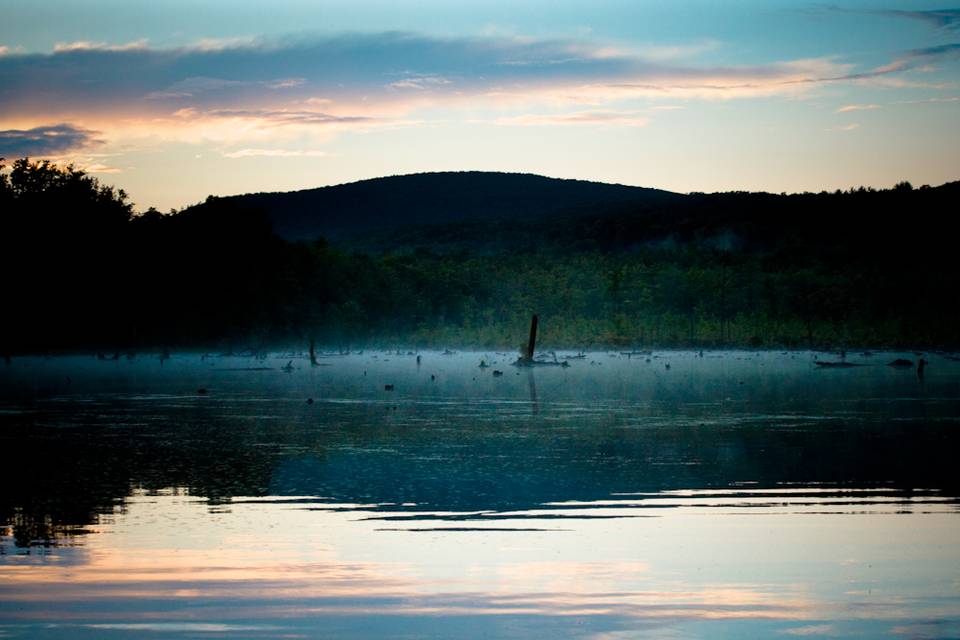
[210,171,683,241]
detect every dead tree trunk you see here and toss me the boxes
[525,314,539,362]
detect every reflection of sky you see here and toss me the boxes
[2,352,960,636]
[2,491,960,638]
[1,1,958,210]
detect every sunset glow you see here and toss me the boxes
[2,1,958,209]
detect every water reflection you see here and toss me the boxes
[1,351,959,637]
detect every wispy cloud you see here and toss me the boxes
[866,43,960,76]
[497,110,650,127]
[763,43,960,89]
[0,124,100,157]
[222,148,328,158]
[191,109,375,127]
[387,74,452,90]
[895,95,960,104]
[828,123,859,132]
[53,39,148,53]
[878,9,960,31]
[836,103,879,113]
[0,31,954,160]
[819,6,960,32]
[780,625,835,636]
[0,31,941,123]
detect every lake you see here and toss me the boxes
[2,350,959,638]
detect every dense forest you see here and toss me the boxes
[2,157,958,355]
[220,171,681,240]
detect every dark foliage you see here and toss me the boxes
[214,171,682,240]
[2,160,958,353]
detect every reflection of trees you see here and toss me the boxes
[0,406,283,550]
[3,393,958,549]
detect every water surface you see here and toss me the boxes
[2,350,958,638]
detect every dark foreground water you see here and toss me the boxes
[1,350,959,639]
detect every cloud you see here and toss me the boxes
[836,103,879,113]
[0,31,954,154]
[387,74,452,90]
[820,6,960,32]
[53,39,148,53]
[0,124,100,157]
[198,109,375,127]
[266,77,306,90]
[866,43,960,76]
[895,95,960,104]
[632,40,722,61]
[0,32,656,118]
[497,110,650,127]
[828,123,859,132]
[879,9,960,31]
[0,31,940,125]
[222,148,328,158]
[780,625,835,636]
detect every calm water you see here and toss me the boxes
[1,350,959,639]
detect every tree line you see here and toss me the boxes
[2,158,957,355]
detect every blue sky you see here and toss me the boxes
[1,1,958,210]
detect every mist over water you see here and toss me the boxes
[2,350,959,638]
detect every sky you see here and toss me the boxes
[1,1,959,211]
